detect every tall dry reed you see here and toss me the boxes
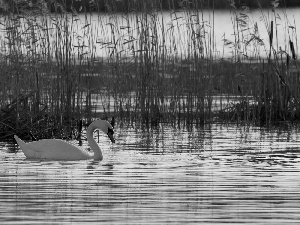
[0,0,299,137]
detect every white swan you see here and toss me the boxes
[14,119,115,161]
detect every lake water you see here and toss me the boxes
[1,7,299,59]
[1,122,300,224]
[69,7,300,59]
[72,7,300,58]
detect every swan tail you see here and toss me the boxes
[14,135,26,148]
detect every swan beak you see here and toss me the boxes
[107,128,115,143]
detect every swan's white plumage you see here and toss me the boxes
[14,120,114,161]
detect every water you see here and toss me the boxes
[74,8,300,58]
[1,122,300,224]
[1,8,299,59]
[92,7,297,58]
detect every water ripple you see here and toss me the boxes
[1,123,300,224]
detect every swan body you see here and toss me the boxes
[14,120,115,161]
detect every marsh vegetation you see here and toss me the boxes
[0,0,299,139]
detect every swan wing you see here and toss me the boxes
[16,137,91,160]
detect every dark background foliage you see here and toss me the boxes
[1,0,300,13]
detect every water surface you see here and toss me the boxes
[1,8,299,59]
[1,123,300,224]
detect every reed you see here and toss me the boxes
[0,0,299,139]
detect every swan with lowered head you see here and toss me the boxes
[14,119,115,161]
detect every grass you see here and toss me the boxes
[0,0,299,139]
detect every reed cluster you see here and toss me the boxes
[0,0,299,139]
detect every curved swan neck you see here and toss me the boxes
[87,123,103,160]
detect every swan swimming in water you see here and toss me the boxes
[14,119,115,161]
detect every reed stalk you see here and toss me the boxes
[0,0,299,139]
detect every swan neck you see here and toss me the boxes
[87,125,103,160]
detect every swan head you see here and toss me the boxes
[90,119,115,143]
